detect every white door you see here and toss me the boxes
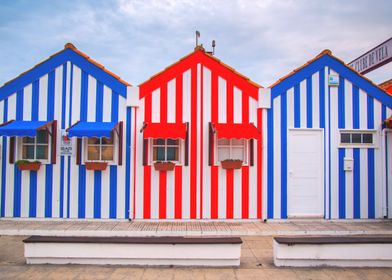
[288,129,323,217]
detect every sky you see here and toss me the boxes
[0,0,391,88]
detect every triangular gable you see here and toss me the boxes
[270,50,392,108]
[139,47,262,100]
[0,43,130,101]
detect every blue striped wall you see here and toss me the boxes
[267,66,392,219]
[0,62,131,219]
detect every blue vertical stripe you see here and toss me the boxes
[280,92,287,219]
[306,77,312,128]
[60,63,67,218]
[94,170,101,218]
[78,165,86,218]
[367,96,375,218]
[294,84,300,128]
[16,89,24,120]
[14,87,24,217]
[328,68,332,219]
[267,102,274,219]
[338,76,345,218]
[109,165,117,219]
[29,172,37,217]
[382,105,388,214]
[352,85,360,218]
[319,70,325,128]
[59,157,64,218]
[47,71,55,120]
[1,99,8,217]
[125,107,132,219]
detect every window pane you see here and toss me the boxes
[217,147,230,161]
[167,139,179,145]
[232,147,244,161]
[102,137,113,145]
[36,145,48,159]
[153,138,165,145]
[352,133,361,143]
[36,131,49,144]
[23,137,35,144]
[166,147,179,161]
[87,146,100,160]
[88,137,100,145]
[153,147,165,161]
[341,133,351,143]
[363,133,373,144]
[231,139,244,146]
[101,146,114,161]
[22,145,34,159]
[217,139,230,146]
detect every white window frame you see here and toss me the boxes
[17,130,51,164]
[83,135,117,164]
[215,137,248,166]
[338,129,378,148]
[150,138,182,164]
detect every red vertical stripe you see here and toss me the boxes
[143,94,152,219]
[227,82,234,124]
[190,65,198,219]
[199,65,203,219]
[176,75,183,124]
[242,166,249,219]
[160,84,167,123]
[174,166,182,219]
[226,170,234,219]
[159,171,167,219]
[210,71,219,219]
[257,108,263,219]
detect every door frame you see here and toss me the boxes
[287,128,324,218]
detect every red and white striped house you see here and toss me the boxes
[129,46,263,220]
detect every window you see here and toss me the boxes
[86,137,115,162]
[340,130,377,147]
[152,138,180,162]
[216,138,247,163]
[20,130,50,161]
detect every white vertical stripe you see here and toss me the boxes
[167,79,176,123]
[249,140,257,219]
[38,74,48,121]
[5,94,16,216]
[85,172,94,218]
[300,79,307,128]
[273,97,281,219]
[262,109,268,220]
[359,89,367,129]
[218,77,227,123]
[166,171,175,219]
[218,168,226,219]
[20,170,30,217]
[151,88,160,123]
[344,80,353,129]
[65,62,71,128]
[87,76,97,122]
[324,67,330,218]
[23,84,32,120]
[196,64,201,218]
[135,99,145,219]
[72,66,81,122]
[249,98,257,125]
[312,72,320,128]
[116,96,127,219]
[8,93,16,120]
[233,169,242,219]
[150,170,159,219]
[101,169,110,219]
[360,149,368,218]
[374,101,382,218]
[203,66,211,219]
[345,148,353,219]
[102,86,111,122]
[36,168,45,217]
[287,87,294,128]
[233,87,242,124]
[329,81,339,218]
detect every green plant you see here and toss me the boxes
[15,160,41,165]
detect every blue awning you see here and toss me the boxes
[0,120,51,137]
[67,121,118,138]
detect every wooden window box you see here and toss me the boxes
[16,161,41,171]
[221,159,243,170]
[85,162,108,171]
[154,161,175,171]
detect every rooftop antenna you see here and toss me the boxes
[212,40,216,55]
[195,31,200,47]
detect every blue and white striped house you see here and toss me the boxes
[0,43,133,219]
[261,50,392,220]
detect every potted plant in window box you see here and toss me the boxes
[221,159,243,170]
[85,162,108,171]
[15,160,42,171]
[154,161,175,171]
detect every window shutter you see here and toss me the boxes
[142,138,148,166]
[184,122,189,166]
[9,136,15,164]
[118,121,123,166]
[76,138,82,165]
[249,139,254,166]
[208,122,213,166]
[51,121,57,164]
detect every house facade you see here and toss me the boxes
[0,44,391,220]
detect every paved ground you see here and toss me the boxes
[1,219,392,279]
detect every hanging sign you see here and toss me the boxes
[60,130,73,156]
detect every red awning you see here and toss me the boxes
[213,123,260,139]
[143,122,187,139]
